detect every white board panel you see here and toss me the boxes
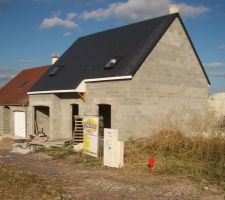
[14,112,26,137]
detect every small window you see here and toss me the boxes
[104,56,122,69]
[49,65,64,76]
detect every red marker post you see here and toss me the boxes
[148,158,156,176]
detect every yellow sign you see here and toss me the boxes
[83,118,97,134]
[83,116,99,157]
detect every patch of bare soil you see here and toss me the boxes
[0,138,14,150]
[0,139,224,200]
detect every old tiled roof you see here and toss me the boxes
[0,65,50,105]
[30,13,209,93]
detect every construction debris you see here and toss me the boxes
[29,139,71,149]
[73,143,83,153]
[11,143,35,154]
[14,138,31,143]
[30,130,48,142]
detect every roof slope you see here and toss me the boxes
[0,65,50,105]
[30,13,209,93]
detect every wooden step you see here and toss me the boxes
[73,134,83,136]
[73,134,83,137]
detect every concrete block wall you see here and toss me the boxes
[0,105,27,136]
[3,107,10,135]
[29,93,83,139]
[57,93,85,139]
[85,18,208,141]
[29,94,57,138]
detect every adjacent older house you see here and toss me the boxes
[27,13,209,141]
[0,66,49,137]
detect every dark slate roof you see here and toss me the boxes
[0,65,50,105]
[30,13,209,92]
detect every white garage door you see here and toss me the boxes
[14,112,26,137]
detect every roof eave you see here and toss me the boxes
[28,75,133,94]
[0,103,28,106]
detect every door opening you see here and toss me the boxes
[72,104,79,132]
[34,106,49,136]
[98,104,111,128]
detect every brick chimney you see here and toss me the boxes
[51,53,59,64]
[170,4,179,14]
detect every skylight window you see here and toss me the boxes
[49,65,64,76]
[104,56,122,69]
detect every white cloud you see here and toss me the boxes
[0,74,13,81]
[63,32,72,37]
[0,67,17,86]
[178,3,209,18]
[40,12,78,29]
[0,67,13,74]
[81,0,169,21]
[67,12,77,20]
[205,62,225,67]
[208,72,225,78]
[40,17,77,29]
[218,45,225,50]
[80,0,210,21]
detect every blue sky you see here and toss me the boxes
[0,0,224,94]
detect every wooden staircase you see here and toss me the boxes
[72,115,104,144]
[73,116,84,144]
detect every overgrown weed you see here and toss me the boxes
[41,144,102,167]
[124,129,225,187]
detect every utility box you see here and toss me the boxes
[104,128,124,168]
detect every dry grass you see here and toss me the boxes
[124,129,225,188]
[41,144,75,159]
[208,106,225,134]
[0,163,71,200]
[41,145,102,167]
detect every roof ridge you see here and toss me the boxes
[19,64,50,73]
[125,14,178,75]
[78,13,179,41]
[29,13,209,93]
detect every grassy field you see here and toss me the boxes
[124,129,225,190]
[0,163,71,200]
[41,127,225,190]
[1,114,225,199]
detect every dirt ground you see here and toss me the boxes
[0,138,224,200]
